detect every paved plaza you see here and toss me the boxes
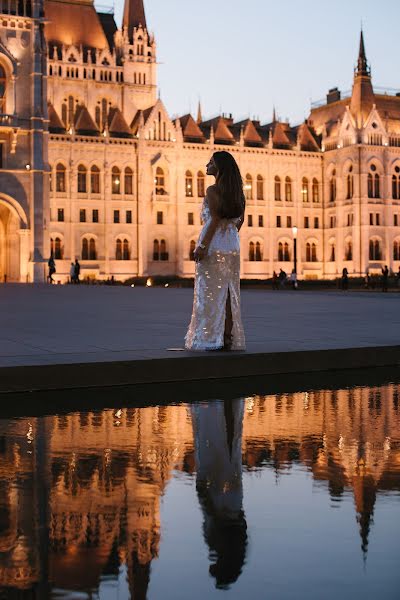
[0,284,400,392]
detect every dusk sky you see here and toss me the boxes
[110,1,399,125]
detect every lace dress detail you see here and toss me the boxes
[185,199,246,350]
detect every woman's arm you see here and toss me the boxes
[236,198,246,231]
[194,186,221,261]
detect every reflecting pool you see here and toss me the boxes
[0,382,399,599]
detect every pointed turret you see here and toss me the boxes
[123,0,147,41]
[356,29,370,77]
[350,30,374,128]
[197,100,202,124]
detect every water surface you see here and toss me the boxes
[0,382,399,599]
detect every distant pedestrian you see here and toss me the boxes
[74,259,81,284]
[364,271,370,289]
[272,270,279,290]
[289,269,298,290]
[396,266,400,288]
[382,265,389,292]
[47,254,56,284]
[279,268,287,289]
[69,262,75,284]
[341,267,348,291]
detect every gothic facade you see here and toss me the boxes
[1,0,400,282]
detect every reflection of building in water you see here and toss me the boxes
[243,385,400,555]
[191,399,247,588]
[0,405,194,598]
[0,385,399,596]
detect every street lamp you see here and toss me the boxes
[292,226,298,275]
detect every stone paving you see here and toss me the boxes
[0,284,400,390]
[1,283,399,369]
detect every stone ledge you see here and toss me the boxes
[1,344,399,394]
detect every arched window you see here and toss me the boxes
[124,167,133,195]
[153,239,160,261]
[245,174,253,200]
[249,241,255,261]
[189,240,196,261]
[0,65,6,113]
[393,240,400,260]
[56,163,66,192]
[374,174,380,198]
[345,240,352,261]
[160,239,168,261]
[255,241,262,261]
[368,165,380,198]
[330,243,336,262]
[302,177,309,202]
[369,239,382,260]
[116,238,122,260]
[392,166,400,199]
[312,178,319,203]
[155,167,166,195]
[274,176,281,201]
[329,170,336,202]
[311,243,317,262]
[278,242,283,261]
[197,171,205,197]
[285,176,292,202]
[77,164,87,193]
[90,165,100,194]
[123,239,130,260]
[346,166,354,199]
[111,167,121,194]
[51,237,63,259]
[82,238,88,260]
[284,242,290,261]
[306,242,311,262]
[89,238,97,260]
[185,170,193,197]
[368,173,373,198]
[256,175,264,200]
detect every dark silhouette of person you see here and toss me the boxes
[341,267,348,291]
[272,270,279,290]
[191,398,247,589]
[47,253,56,283]
[381,265,389,292]
[74,259,81,284]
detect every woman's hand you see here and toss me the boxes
[194,245,207,262]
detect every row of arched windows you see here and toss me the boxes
[185,171,206,197]
[51,235,400,265]
[272,177,320,203]
[51,237,132,260]
[51,164,133,195]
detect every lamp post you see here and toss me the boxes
[292,226,298,275]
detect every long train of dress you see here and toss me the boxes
[185,200,246,351]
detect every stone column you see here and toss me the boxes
[18,228,31,282]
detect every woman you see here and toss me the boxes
[185,151,245,351]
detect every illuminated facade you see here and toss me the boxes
[1,1,400,281]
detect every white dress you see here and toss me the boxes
[185,199,246,350]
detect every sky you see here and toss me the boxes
[108,0,400,125]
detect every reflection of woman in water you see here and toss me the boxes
[191,398,247,589]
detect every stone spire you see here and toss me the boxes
[123,0,147,40]
[350,30,374,128]
[197,100,202,124]
[356,29,370,76]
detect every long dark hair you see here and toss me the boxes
[213,151,245,219]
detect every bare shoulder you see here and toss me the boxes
[206,184,218,197]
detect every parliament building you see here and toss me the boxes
[1,0,400,282]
